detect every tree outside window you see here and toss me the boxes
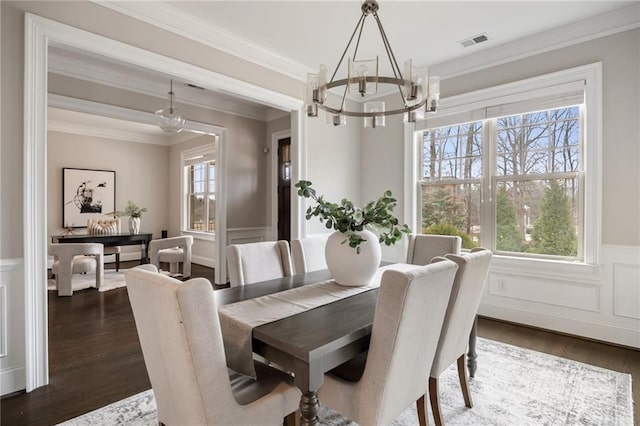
[187,160,215,233]
[420,105,582,259]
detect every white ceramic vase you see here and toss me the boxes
[128,217,141,235]
[325,230,381,286]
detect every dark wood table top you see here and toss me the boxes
[52,233,153,245]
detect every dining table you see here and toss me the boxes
[215,265,479,426]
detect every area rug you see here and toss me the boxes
[58,338,633,426]
[47,270,127,293]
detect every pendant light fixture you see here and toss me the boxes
[155,79,185,133]
[305,0,440,128]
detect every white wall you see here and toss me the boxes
[47,131,170,260]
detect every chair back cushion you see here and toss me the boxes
[291,235,329,274]
[226,241,292,286]
[430,248,492,376]
[406,233,461,265]
[124,268,240,425]
[358,260,458,425]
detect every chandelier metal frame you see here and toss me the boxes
[305,0,440,127]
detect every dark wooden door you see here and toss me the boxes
[277,137,291,242]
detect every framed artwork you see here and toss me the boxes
[62,167,116,228]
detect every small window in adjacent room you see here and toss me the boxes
[183,143,216,234]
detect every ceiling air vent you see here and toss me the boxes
[459,33,489,48]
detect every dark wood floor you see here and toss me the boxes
[1,262,638,425]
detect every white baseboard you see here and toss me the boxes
[478,302,640,349]
[1,366,26,395]
[192,255,215,269]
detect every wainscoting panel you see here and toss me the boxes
[613,263,640,319]
[487,273,600,312]
[1,258,26,395]
[479,244,640,349]
[0,285,7,357]
[226,227,271,246]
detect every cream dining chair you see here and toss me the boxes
[290,235,329,274]
[427,248,492,426]
[317,260,459,426]
[124,266,300,426]
[406,233,462,265]
[226,241,293,287]
[49,243,104,296]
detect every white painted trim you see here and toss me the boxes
[24,12,303,391]
[47,119,167,145]
[478,303,640,349]
[270,130,291,241]
[48,52,273,122]
[432,3,640,79]
[0,259,23,270]
[291,110,306,240]
[1,366,26,396]
[0,285,7,358]
[93,1,309,81]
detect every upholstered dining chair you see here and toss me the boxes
[124,266,300,426]
[317,260,459,426]
[149,235,193,278]
[49,243,104,296]
[226,241,293,287]
[427,248,493,426]
[406,233,462,265]
[290,234,329,274]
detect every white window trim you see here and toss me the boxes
[404,63,602,278]
[181,143,217,237]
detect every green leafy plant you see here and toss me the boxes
[295,180,411,253]
[105,200,148,218]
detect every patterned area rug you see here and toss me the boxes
[58,338,633,426]
[47,270,127,293]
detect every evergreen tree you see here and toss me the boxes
[528,181,577,256]
[422,187,466,231]
[496,187,524,252]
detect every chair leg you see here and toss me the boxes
[457,354,473,408]
[283,411,297,426]
[115,253,120,272]
[417,394,429,426]
[429,376,444,426]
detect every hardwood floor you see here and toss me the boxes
[1,262,638,425]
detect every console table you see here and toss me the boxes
[52,233,153,264]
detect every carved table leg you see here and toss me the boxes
[467,316,478,378]
[299,391,320,426]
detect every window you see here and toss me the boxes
[414,64,601,264]
[183,144,216,234]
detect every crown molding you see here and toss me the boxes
[48,51,272,122]
[93,0,309,82]
[431,3,640,79]
[47,118,169,145]
[48,94,222,145]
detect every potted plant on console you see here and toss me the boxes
[107,200,147,235]
[295,180,410,286]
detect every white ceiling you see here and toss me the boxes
[169,1,636,77]
[49,0,638,138]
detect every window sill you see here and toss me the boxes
[489,254,602,284]
[181,230,216,242]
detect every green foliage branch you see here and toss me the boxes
[295,180,411,253]
[105,200,148,218]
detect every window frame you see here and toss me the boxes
[405,63,602,277]
[181,143,217,241]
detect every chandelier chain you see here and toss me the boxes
[372,12,407,107]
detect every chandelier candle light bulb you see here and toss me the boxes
[305,0,440,128]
